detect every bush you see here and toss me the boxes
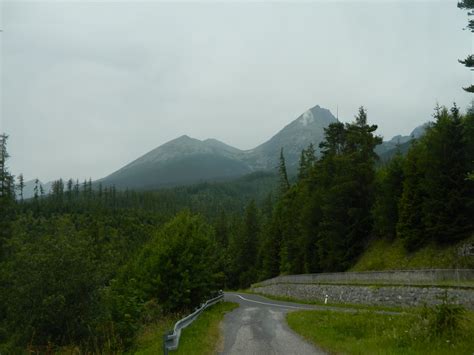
[118,211,223,313]
[421,291,467,338]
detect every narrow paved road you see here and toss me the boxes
[218,293,326,355]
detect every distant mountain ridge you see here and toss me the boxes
[98,105,339,189]
[375,122,429,159]
[92,105,428,190]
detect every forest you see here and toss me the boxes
[0,104,473,352]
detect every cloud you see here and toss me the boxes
[1,1,472,182]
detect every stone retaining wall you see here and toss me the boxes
[251,283,474,309]
[254,269,474,287]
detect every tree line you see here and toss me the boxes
[222,105,474,288]
[0,103,473,352]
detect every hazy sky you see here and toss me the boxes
[1,0,472,182]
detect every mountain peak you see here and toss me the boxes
[100,103,338,189]
[174,134,193,141]
[296,104,336,127]
[163,134,203,147]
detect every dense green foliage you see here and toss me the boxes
[243,105,473,284]
[246,107,384,278]
[397,106,473,249]
[118,212,222,313]
[0,103,473,352]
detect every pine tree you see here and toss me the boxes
[230,200,260,288]
[397,139,427,250]
[82,180,87,195]
[74,179,80,197]
[0,134,9,198]
[88,178,93,196]
[17,174,25,202]
[458,1,474,92]
[297,143,316,181]
[297,149,308,181]
[421,105,473,243]
[278,148,290,195]
[67,179,73,200]
[372,150,404,239]
[316,107,382,270]
[259,212,282,279]
[34,179,39,200]
[0,134,15,258]
[304,143,316,167]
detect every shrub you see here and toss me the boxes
[421,291,466,338]
[118,211,223,313]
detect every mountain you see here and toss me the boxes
[100,135,253,189]
[99,105,337,189]
[241,105,337,172]
[375,122,429,161]
[98,105,429,190]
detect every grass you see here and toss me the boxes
[351,237,474,272]
[175,302,238,354]
[132,301,239,355]
[286,309,474,355]
[133,315,178,355]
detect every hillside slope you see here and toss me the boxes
[351,236,474,271]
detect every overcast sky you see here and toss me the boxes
[1,0,472,182]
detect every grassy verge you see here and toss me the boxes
[132,301,239,355]
[351,237,474,271]
[133,315,178,355]
[287,309,474,355]
[175,302,238,354]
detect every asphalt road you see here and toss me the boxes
[217,293,326,355]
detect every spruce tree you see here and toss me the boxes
[421,105,473,243]
[67,179,73,200]
[74,179,80,197]
[34,179,39,200]
[278,148,290,195]
[372,150,404,239]
[0,134,15,258]
[297,143,317,181]
[238,200,260,287]
[297,149,308,181]
[17,174,25,202]
[397,139,428,250]
[316,107,382,270]
[0,134,9,198]
[458,1,474,92]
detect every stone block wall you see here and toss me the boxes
[254,269,474,287]
[251,283,474,309]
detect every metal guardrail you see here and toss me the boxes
[163,291,224,354]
